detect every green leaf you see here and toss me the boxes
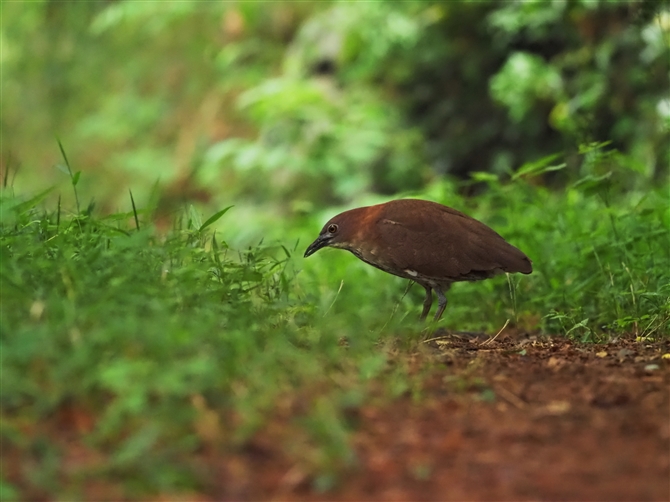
[187,205,202,230]
[199,205,233,232]
[241,270,264,282]
[513,153,566,180]
[572,172,612,196]
[471,171,499,183]
[578,141,612,155]
[55,163,70,176]
[2,187,55,215]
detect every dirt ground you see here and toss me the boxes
[220,333,670,502]
[6,333,669,501]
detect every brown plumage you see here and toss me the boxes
[304,199,532,321]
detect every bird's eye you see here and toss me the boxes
[327,224,338,234]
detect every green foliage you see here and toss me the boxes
[398,1,669,178]
[198,1,432,202]
[6,1,666,206]
[490,52,562,123]
[1,183,410,497]
[467,146,670,340]
[2,143,669,497]
[2,2,670,496]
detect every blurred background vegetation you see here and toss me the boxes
[4,0,668,214]
[2,1,669,497]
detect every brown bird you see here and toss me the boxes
[304,199,532,321]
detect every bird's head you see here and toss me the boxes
[304,209,365,258]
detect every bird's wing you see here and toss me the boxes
[376,205,531,280]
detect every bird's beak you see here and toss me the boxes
[304,234,331,258]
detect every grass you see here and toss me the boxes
[0,185,419,498]
[1,147,668,498]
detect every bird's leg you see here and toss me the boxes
[433,284,451,321]
[420,286,433,321]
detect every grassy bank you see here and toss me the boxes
[1,157,668,498]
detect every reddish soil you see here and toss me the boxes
[6,335,669,501]
[221,334,670,501]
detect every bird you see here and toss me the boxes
[304,199,532,321]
